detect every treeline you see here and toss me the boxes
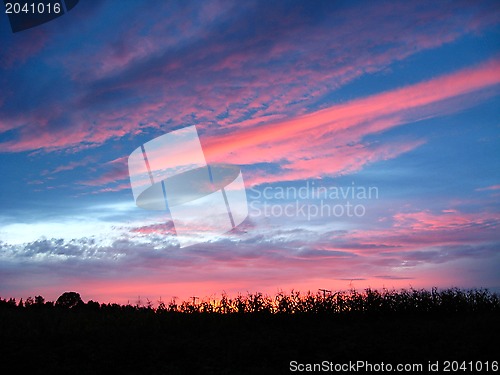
[1,288,499,373]
[1,287,499,315]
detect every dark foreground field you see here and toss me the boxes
[1,289,499,374]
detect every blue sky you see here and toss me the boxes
[0,0,499,303]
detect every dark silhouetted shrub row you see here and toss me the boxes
[1,288,498,374]
[1,287,499,315]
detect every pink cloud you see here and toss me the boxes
[342,209,499,253]
[476,184,500,191]
[205,58,500,157]
[0,29,48,68]
[201,59,500,184]
[130,223,176,236]
[78,156,128,187]
[392,210,498,232]
[3,1,496,156]
[41,156,97,176]
[62,58,500,192]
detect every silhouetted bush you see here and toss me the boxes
[55,291,83,309]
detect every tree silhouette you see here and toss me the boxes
[55,292,83,309]
[34,295,45,306]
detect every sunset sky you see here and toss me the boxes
[1,0,499,304]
